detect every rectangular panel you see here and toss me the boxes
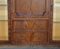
[53,6,60,22]
[15,0,48,18]
[0,21,8,40]
[9,0,50,45]
[53,23,60,40]
[0,0,7,5]
[53,0,60,40]
[54,0,60,3]
[10,32,32,45]
[13,20,25,32]
[11,31,47,45]
[31,0,46,16]
[12,19,48,44]
[0,5,8,20]
[15,0,31,17]
[13,20,48,32]
[31,31,48,45]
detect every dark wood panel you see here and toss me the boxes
[10,32,31,45]
[31,31,48,45]
[10,19,48,45]
[13,18,49,20]
[10,31,48,45]
[15,0,31,16]
[13,20,48,32]
[8,0,51,45]
[31,0,46,16]
[14,0,49,18]
[13,20,25,32]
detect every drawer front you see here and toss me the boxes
[10,32,32,45]
[11,19,48,45]
[31,31,48,45]
[13,20,48,32]
[10,31,48,45]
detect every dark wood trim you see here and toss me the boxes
[48,0,53,44]
[0,40,9,45]
[8,0,13,44]
[48,0,54,44]
[50,40,60,45]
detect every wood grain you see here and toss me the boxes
[9,0,51,45]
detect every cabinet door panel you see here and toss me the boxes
[15,0,31,17]
[9,0,50,45]
[13,20,25,32]
[24,20,48,30]
[10,19,48,45]
[13,0,49,18]
[10,32,32,45]
[13,20,48,32]
[31,32,48,45]
[31,0,46,16]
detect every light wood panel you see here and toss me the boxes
[0,0,8,40]
[0,21,8,40]
[53,4,60,22]
[54,0,60,3]
[53,0,60,40]
[0,6,8,20]
[53,23,60,40]
[0,0,7,5]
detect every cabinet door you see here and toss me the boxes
[9,0,51,45]
[11,0,50,18]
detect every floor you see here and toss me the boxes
[0,45,60,49]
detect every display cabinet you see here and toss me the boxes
[0,0,60,45]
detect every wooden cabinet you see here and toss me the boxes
[9,0,51,45]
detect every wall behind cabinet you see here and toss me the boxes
[0,0,8,40]
[53,0,60,40]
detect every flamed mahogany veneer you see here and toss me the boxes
[8,0,56,45]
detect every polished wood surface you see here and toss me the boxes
[9,0,51,45]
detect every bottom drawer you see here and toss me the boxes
[31,31,48,45]
[10,31,48,45]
